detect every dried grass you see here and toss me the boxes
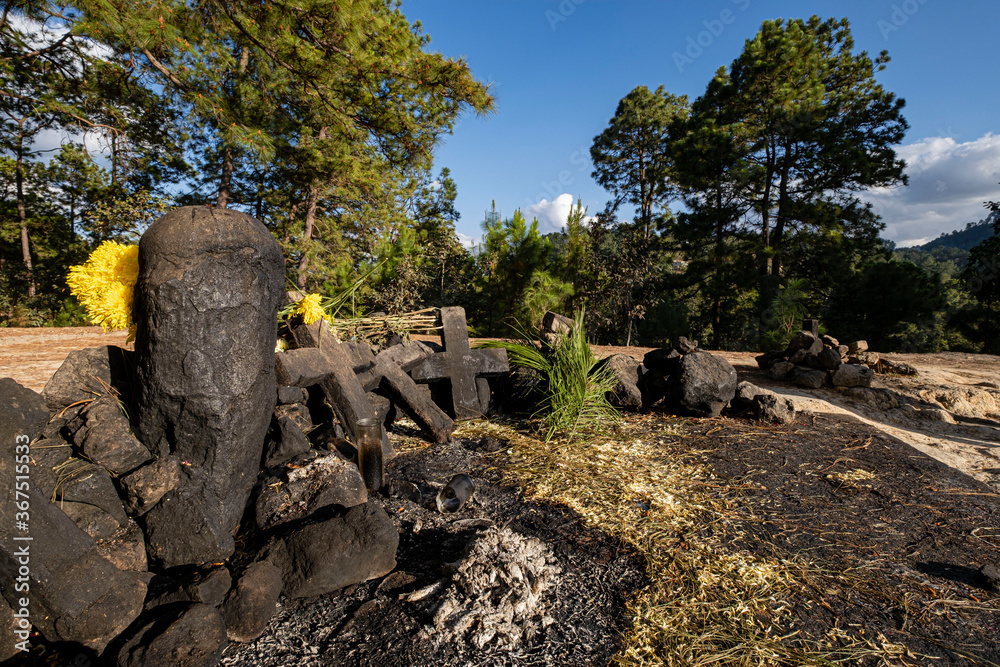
[453,416,926,666]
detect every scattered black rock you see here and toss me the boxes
[114,602,228,667]
[269,501,398,599]
[595,353,643,411]
[221,561,284,643]
[667,351,738,417]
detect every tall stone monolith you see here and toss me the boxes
[134,206,284,567]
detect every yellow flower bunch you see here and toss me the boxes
[293,293,332,325]
[66,241,139,333]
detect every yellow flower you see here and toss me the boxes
[66,241,139,332]
[294,293,330,325]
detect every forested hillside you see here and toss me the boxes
[919,211,999,252]
[2,6,998,353]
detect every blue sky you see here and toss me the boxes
[403,0,1000,248]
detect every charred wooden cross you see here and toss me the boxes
[410,307,509,421]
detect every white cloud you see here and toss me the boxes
[522,193,594,234]
[863,133,1000,247]
[456,232,479,251]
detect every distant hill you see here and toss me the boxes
[918,210,998,252]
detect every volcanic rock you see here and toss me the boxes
[667,351,738,417]
[269,501,398,599]
[221,561,284,642]
[134,206,284,567]
[114,602,228,667]
[832,363,874,388]
[255,453,368,530]
[41,345,134,412]
[72,395,152,475]
[595,354,643,411]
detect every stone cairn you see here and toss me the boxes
[0,206,801,664]
[755,319,917,391]
[0,207,513,665]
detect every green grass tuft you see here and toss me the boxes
[480,311,620,441]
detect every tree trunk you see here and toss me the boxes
[295,127,328,291]
[712,189,724,349]
[217,146,234,209]
[770,147,792,279]
[15,127,35,298]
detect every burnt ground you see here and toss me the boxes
[217,410,1000,667]
[220,426,648,667]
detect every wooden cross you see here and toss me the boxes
[409,306,509,421]
[280,320,454,443]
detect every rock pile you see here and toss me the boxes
[755,330,878,389]
[0,208,441,665]
[583,330,740,419]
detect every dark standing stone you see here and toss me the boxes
[667,351,738,417]
[135,206,284,567]
[802,319,819,336]
[114,603,228,667]
[270,501,398,599]
[221,561,284,642]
